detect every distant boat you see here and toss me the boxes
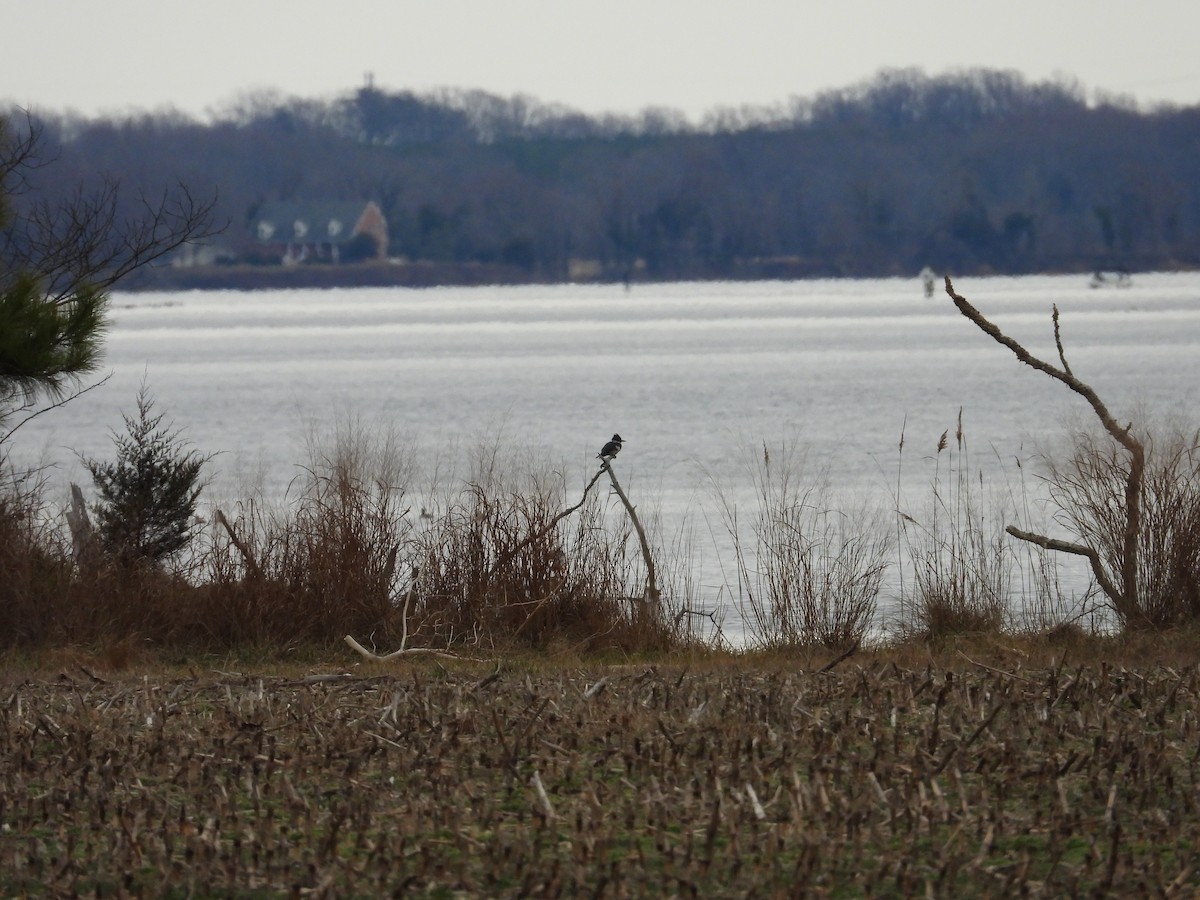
[1089,270,1132,289]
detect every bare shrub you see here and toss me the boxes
[0,468,74,648]
[717,442,891,651]
[0,469,205,651]
[942,277,1195,633]
[412,454,674,653]
[1007,541,1106,635]
[6,422,682,656]
[1042,423,1200,629]
[200,423,414,649]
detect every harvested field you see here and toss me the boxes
[2,657,1198,897]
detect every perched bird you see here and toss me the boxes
[597,433,623,464]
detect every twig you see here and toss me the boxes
[817,640,860,674]
[0,373,112,444]
[745,783,767,820]
[78,664,107,684]
[933,700,1007,775]
[584,676,612,699]
[483,466,606,584]
[512,579,565,640]
[956,650,1030,683]
[296,673,357,685]
[471,664,502,693]
[1052,305,1073,377]
[531,770,556,820]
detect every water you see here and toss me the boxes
[10,273,1200,637]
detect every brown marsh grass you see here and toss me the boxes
[6,411,1200,665]
[2,645,1198,897]
[408,458,677,654]
[713,441,892,651]
[0,428,684,658]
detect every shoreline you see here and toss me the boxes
[121,259,1185,293]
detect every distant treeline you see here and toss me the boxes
[13,68,1200,285]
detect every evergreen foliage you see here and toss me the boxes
[1,116,105,413]
[84,387,210,565]
[0,274,106,405]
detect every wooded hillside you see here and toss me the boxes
[12,68,1200,286]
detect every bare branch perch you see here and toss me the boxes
[1004,525,1122,604]
[601,460,661,604]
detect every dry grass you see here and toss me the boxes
[714,441,892,651]
[5,413,1200,665]
[2,640,1198,897]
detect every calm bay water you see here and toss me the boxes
[12,273,1200,635]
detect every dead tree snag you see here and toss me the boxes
[944,275,1144,621]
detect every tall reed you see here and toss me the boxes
[895,412,1010,638]
[199,422,415,649]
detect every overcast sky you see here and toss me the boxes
[4,1,1200,121]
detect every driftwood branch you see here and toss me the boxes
[342,633,460,662]
[945,275,1144,612]
[816,639,860,675]
[602,460,660,603]
[344,576,464,661]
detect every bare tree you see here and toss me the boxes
[943,275,1145,623]
[1,111,220,305]
[0,110,218,430]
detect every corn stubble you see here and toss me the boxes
[2,661,1196,896]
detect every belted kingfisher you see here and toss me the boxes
[597,433,623,464]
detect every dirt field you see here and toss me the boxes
[2,655,1197,897]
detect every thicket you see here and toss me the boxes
[0,427,688,657]
[13,68,1200,284]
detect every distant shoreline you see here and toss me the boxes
[127,260,549,292]
[125,259,1181,292]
